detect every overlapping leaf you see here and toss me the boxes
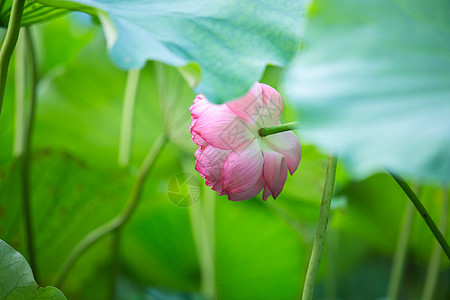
[0,0,68,27]
[36,0,304,103]
[284,0,450,183]
[0,239,66,299]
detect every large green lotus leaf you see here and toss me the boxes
[0,0,68,27]
[37,0,304,103]
[283,0,450,183]
[0,239,66,299]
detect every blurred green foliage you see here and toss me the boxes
[0,9,448,300]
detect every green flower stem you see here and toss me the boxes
[388,171,450,260]
[118,69,140,166]
[387,199,415,300]
[0,0,26,116]
[259,121,299,137]
[20,27,38,280]
[55,135,167,287]
[422,189,448,300]
[302,154,338,300]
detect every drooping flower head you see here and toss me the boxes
[190,83,301,201]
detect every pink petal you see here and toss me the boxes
[195,145,231,184]
[192,131,207,148]
[262,150,288,199]
[195,147,202,159]
[211,181,226,195]
[222,140,264,193]
[263,131,301,175]
[191,104,254,150]
[226,82,263,125]
[227,174,265,201]
[262,184,272,201]
[205,180,226,195]
[193,94,205,103]
[260,83,284,126]
[190,94,211,120]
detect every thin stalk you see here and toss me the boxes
[55,135,167,287]
[421,189,448,300]
[0,0,26,116]
[387,200,415,300]
[201,187,216,299]
[388,171,450,260]
[13,30,25,156]
[111,68,140,296]
[118,69,140,166]
[259,121,298,137]
[183,159,216,299]
[109,228,121,300]
[21,27,38,279]
[302,154,338,300]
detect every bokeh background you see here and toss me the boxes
[0,11,449,300]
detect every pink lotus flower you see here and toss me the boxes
[190,83,301,201]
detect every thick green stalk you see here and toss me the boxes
[387,200,415,300]
[388,171,450,260]
[324,228,338,300]
[0,0,26,116]
[118,69,140,166]
[259,121,298,137]
[55,135,167,287]
[20,27,38,279]
[302,154,338,300]
[421,189,448,300]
